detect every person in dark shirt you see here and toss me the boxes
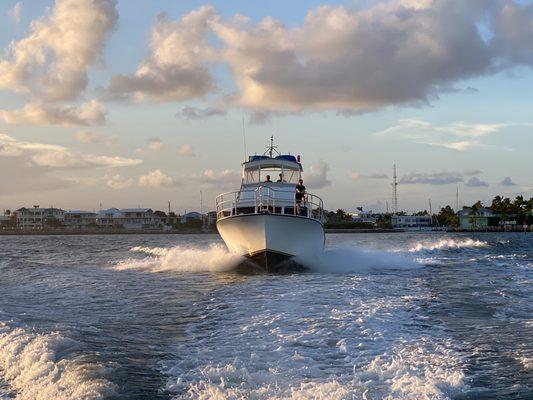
[265,175,272,182]
[295,179,306,204]
[277,173,284,182]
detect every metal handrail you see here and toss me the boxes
[216,186,324,222]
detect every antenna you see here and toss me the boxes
[264,135,279,158]
[391,164,398,214]
[455,187,459,212]
[242,114,247,161]
[200,190,203,215]
[386,200,389,214]
[168,201,171,215]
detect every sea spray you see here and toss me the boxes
[296,245,420,273]
[0,322,114,400]
[408,238,488,252]
[115,244,243,273]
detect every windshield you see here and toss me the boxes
[244,167,300,184]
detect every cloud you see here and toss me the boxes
[178,144,196,157]
[177,106,227,120]
[0,133,141,169]
[348,171,360,181]
[148,138,164,151]
[209,1,506,114]
[463,169,483,176]
[75,130,118,145]
[374,118,514,151]
[0,0,118,102]
[107,7,215,102]
[200,169,239,184]
[135,137,165,154]
[105,174,133,189]
[305,161,331,189]
[8,2,22,24]
[465,176,489,187]
[400,171,464,185]
[138,169,177,188]
[365,173,389,179]
[0,100,107,126]
[500,176,516,186]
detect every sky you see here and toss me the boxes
[0,0,532,214]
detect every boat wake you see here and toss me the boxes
[408,238,488,252]
[0,322,114,400]
[114,244,243,273]
[297,245,420,273]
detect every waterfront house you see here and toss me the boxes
[392,215,432,229]
[458,207,497,230]
[181,211,203,224]
[16,206,64,229]
[63,210,97,229]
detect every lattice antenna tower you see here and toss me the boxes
[391,164,398,214]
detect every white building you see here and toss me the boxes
[63,210,97,229]
[350,210,377,225]
[181,211,203,224]
[16,206,64,229]
[97,208,160,230]
[392,215,432,229]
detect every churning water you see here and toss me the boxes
[0,233,531,399]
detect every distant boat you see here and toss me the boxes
[216,138,325,272]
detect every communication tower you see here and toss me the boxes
[391,164,398,214]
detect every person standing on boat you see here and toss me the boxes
[277,173,285,182]
[265,175,272,182]
[295,179,306,214]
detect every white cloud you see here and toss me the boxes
[8,2,22,24]
[305,161,331,189]
[107,7,215,102]
[148,138,164,151]
[0,100,107,126]
[400,171,464,185]
[465,176,489,187]
[178,144,195,157]
[0,133,141,169]
[0,0,118,102]
[374,118,518,151]
[177,106,227,120]
[348,171,360,181]
[200,169,239,184]
[138,169,177,188]
[75,130,118,146]
[500,176,516,186]
[105,174,133,189]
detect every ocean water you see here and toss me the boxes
[0,232,531,400]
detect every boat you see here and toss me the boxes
[216,137,325,272]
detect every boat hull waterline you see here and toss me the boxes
[217,214,325,272]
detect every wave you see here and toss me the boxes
[115,244,243,273]
[408,238,488,252]
[0,322,114,400]
[296,245,420,273]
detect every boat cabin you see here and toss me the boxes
[242,154,302,187]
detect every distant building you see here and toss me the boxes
[206,211,217,228]
[119,208,158,229]
[458,207,497,230]
[392,215,432,229]
[97,208,122,228]
[350,210,377,225]
[0,215,13,229]
[63,210,97,229]
[181,211,203,224]
[16,206,64,229]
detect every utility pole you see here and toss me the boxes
[455,187,459,212]
[386,200,389,214]
[429,198,432,216]
[200,190,203,215]
[391,164,398,215]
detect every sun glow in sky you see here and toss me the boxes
[0,0,532,213]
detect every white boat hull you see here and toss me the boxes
[217,214,325,271]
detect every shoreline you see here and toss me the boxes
[1,228,529,236]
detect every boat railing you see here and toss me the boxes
[216,186,324,222]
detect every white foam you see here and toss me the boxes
[0,322,114,400]
[297,245,420,273]
[116,244,243,273]
[408,238,488,252]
